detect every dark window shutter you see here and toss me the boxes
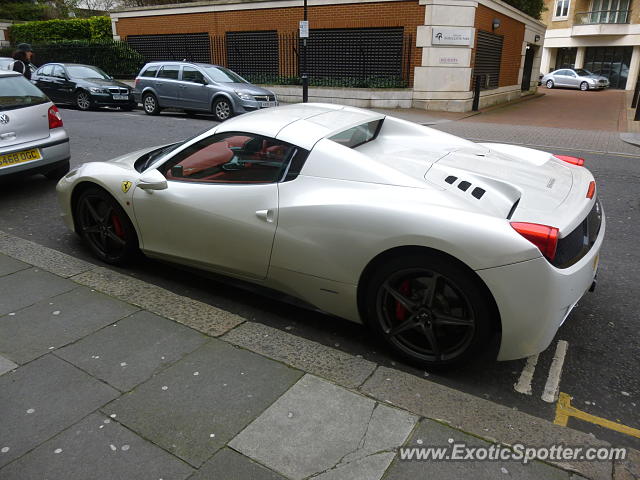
[474,30,503,90]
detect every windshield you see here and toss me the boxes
[574,69,594,76]
[0,75,48,110]
[66,65,110,79]
[201,66,247,84]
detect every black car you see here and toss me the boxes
[32,63,136,111]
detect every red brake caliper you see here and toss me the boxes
[111,214,125,239]
[395,280,411,321]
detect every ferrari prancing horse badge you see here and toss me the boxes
[121,181,132,193]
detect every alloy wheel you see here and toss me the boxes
[215,100,231,120]
[375,268,476,363]
[144,95,157,114]
[78,194,128,261]
[546,80,554,89]
[76,91,91,110]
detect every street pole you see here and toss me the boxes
[302,0,308,102]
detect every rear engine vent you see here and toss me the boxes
[445,175,457,184]
[471,187,486,199]
[458,181,471,191]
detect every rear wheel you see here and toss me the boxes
[580,81,589,91]
[143,93,160,115]
[546,80,554,89]
[363,253,495,368]
[75,187,139,265]
[43,160,70,181]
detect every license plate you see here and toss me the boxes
[113,94,129,100]
[0,148,41,169]
[261,101,276,108]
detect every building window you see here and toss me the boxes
[553,0,570,19]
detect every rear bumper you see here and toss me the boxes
[0,131,70,177]
[477,209,606,361]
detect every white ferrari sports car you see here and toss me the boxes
[56,103,604,368]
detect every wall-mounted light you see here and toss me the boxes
[492,18,501,30]
[534,34,541,42]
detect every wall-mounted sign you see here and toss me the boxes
[438,56,460,65]
[299,20,309,38]
[432,27,474,47]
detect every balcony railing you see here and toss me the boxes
[574,9,631,25]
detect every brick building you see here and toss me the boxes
[540,0,640,90]
[111,0,547,111]
[0,21,11,48]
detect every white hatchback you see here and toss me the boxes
[0,70,70,180]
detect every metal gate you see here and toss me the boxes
[226,31,279,81]
[126,33,211,63]
[474,30,503,90]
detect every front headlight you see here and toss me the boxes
[89,87,108,94]
[234,90,253,101]
[588,79,597,84]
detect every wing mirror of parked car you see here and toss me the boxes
[137,169,168,191]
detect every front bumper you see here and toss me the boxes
[477,209,606,361]
[234,97,279,114]
[0,130,70,177]
[89,92,136,107]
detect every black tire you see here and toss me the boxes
[43,160,70,181]
[75,90,93,111]
[74,186,139,265]
[580,81,589,91]
[546,80,554,89]
[142,93,160,115]
[213,97,233,121]
[363,252,496,368]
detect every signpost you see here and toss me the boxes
[301,0,309,102]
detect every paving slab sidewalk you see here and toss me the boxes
[0,232,636,480]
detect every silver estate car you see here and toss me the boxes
[133,62,278,122]
[541,68,609,91]
[0,70,70,180]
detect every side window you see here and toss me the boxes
[157,65,180,80]
[182,67,205,83]
[141,65,159,78]
[52,65,66,78]
[161,133,296,184]
[39,65,53,76]
[329,120,383,149]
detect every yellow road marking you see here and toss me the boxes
[554,392,640,439]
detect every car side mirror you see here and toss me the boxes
[137,169,168,191]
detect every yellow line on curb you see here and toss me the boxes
[554,392,640,439]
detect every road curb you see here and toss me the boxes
[0,230,634,479]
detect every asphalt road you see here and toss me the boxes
[1,106,638,450]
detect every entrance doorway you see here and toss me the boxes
[521,44,536,91]
[584,46,633,89]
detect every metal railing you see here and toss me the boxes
[574,9,631,25]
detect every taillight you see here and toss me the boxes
[134,78,140,87]
[555,154,585,167]
[48,105,63,129]
[510,222,559,261]
[586,181,596,199]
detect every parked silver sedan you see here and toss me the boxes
[541,68,609,91]
[0,70,70,180]
[133,62,278,121]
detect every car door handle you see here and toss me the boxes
[256,209,275,223]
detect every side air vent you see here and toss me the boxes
[471,187,486,199]
[458,181,471,191]
[445,175,457,184]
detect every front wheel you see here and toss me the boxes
[363,253,496,368]
[143,93,160,115]
[546,80,554,89]
[580,81,589,91]
[75,187,139,265]
[76,90,92,111]
[213,97,233,122]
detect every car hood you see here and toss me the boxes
[584,74,608,81]
[74,78,131,89]
[424,143,574,220]
[224,82,274,96]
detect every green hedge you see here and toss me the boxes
[9,17,111,44]
[1,40,145,79]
